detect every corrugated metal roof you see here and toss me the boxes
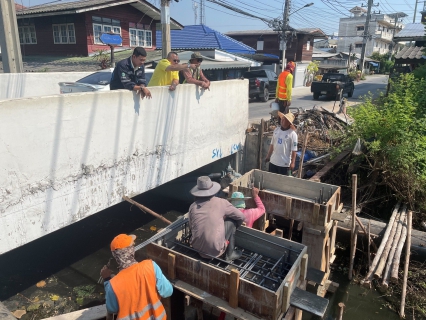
[395,46,426,59]
[156,25,256,54]
[15,0,183,29]
[394,23,425,39]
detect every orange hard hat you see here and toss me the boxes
[110,234,136,251]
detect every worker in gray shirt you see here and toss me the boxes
[188,176,246,261]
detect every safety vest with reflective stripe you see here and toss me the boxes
[110,260,166,320]
[277,71,292,100]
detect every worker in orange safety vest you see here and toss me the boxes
[100,234,173,320]
[275,61,296,114]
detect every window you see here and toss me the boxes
[53,24,75,44]
[356,26,364,31]
[18,26,37,44]
[306,41,310,51]
[355,43,363,48]
[129,28,152,48]
[92,16,121,45]
[256,40,264,50]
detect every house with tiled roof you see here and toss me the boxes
[14,0,183,56]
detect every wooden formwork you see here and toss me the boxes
[230,169,341,281]
[146,224,308,320]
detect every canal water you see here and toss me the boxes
[0,169,406,320]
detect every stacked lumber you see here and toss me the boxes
[361,203,408,288]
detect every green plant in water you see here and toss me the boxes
[73,285,96,298]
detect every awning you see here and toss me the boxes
[369,62,379,67]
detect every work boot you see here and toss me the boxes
[225,235,242,262]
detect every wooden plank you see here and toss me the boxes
[306,267,326,284]
[313,204,320,225]
[290,287,329,317]
[282,282,291,313]
[331,211,347,222]
[173,280,260,320]
[300,254,308,281]
[42,305,106,320]
[275,228,284,238]
[309,150,350,183]
[229,269,240,308]
[168,253,176,280]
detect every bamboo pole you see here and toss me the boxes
[374,209,403,279]
[349,174,357,280]
[349,225,359,280]
[122,196,172,225]
[391,213,408,283]
[337,302,345,320]
[368,220,371,270]
[382,210,406,288]
[400,211,412,319]
[355,214,378,252]
[362,202,401,287]
[297,131,309,178]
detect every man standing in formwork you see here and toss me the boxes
[275,61,296,114]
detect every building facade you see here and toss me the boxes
[337,6,405,56]
[14,0,182,56]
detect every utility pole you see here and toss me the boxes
[200,0,205,25]
[388,13,399,61]
[160,0,171,59]
[414,0,419,22]
[281,0,290,71]
[0,0,23,73]
[348,43,354,69]
[359,0,374,74]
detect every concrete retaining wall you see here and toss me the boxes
[0,80,249,254]
[0,72,93,101]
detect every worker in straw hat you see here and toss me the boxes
[230,187,265,228]
[275,61,296,114]
[188,176,246,261]
[265,111,298,176]
[181,51,210,90]
[100,234,173,320]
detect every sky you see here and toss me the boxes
[22,0,423,36]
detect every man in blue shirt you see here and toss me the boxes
[110,47,152,99]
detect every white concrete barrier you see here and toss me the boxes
[0,80,249,254]
[0,72,93,100]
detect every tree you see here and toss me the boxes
[369,52,393,73]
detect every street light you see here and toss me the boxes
[290,2,314,16]
[281,2,314,71]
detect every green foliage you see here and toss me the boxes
[348,71,357,80]
[413,63,426,79]
[92,49,111,69]
[73,285,96,298]
[306,61,319,75]
[368,52,393,73]
[339,73,426,211]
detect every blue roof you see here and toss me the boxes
[156,25,255,54]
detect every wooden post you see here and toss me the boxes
[368,220,371,270]
[297,130,309,178]
[282,282,291,313]
[391,214,408,282]
[229,269,240,308]
[355,215,378,252]
[337,302,345,320]
[351,174,357,241]
[168,253,176,280]
[122,196,172,225]
[400,210,412,318]
[259,118,265,170]
[348,225,359,280]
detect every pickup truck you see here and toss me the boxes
[311,73,354,100]
[243,69,278,102]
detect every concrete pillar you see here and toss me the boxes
[0,0,23,73]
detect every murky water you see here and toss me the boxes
[0,171,408,320]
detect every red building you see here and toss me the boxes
[15,0,183,56]
[225,29,327,64]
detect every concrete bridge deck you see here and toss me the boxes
[0,79,248,254]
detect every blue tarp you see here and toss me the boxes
[369,62,379,67]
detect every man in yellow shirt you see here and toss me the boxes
[148,52,197,91]
[275,61,295,114]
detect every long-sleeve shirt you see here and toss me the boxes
[189,197,246,258]
[276,72,293,101]
[181,67,209,86]
[103,260,173,314]
[239,196,265,228]
[110,57,146,91]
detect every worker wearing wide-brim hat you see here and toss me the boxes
[230,187,265,228]
[100,234,173,320]
[188,176,246,261]
[264,111,298,176]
